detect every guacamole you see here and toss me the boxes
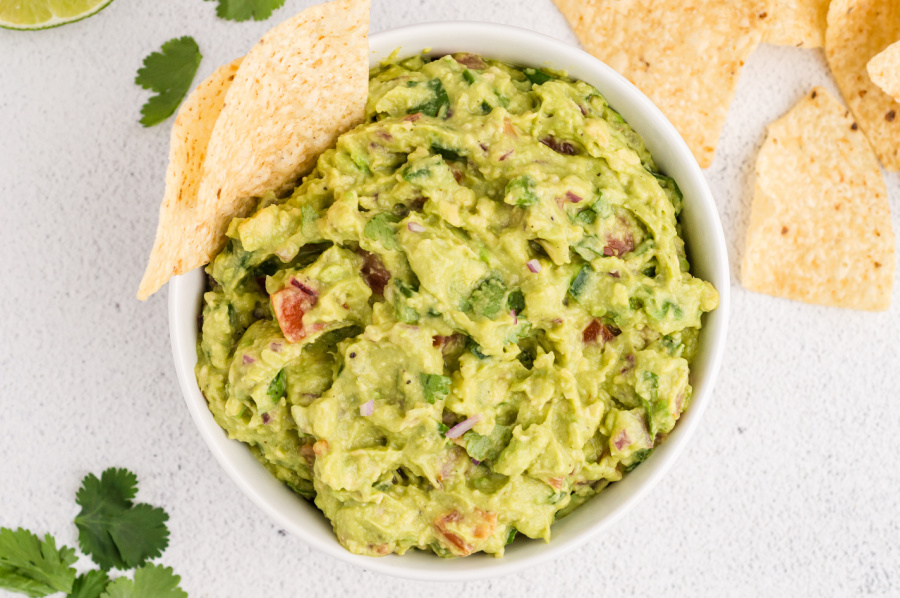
[195,52,718,558]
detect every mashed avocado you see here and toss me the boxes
[195,52,718,558]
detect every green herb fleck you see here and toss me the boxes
[507,290,525,313]
[548,491,567,505]
[506,528,518,545]
[420,373,451,404]
[505,175,539,207]
[462,69,476,84]
[524,68,553,86]
[470,277,506,319]
[431,144,465,162]
[267,369,287,403]
[624,449,653,472]
[395,279,415,298]
[574,208,597,225]
[466,338,488,359]
[409,78,450,118]
[402,165,431,182]
[640,371,661,440]
[364,213,402,251]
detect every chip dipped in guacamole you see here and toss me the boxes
[195,52,718,558]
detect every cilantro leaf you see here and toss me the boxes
[419,373,451,404]
[624,448,653,472]
[504,175,539,207]
[69,570,111,598]
[524,68,554,86]
[75,468,169,571]
[0,527,77,597]
[364,213,401,251]
[100,565,186,598]
[469,277,506,319]
[506,289,525,313]
[135,37,202,127]
[506,527,518,545]
[205,0,286,22]
[267,369,287,403]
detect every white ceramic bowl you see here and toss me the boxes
[169,21,730,581]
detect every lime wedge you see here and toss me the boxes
[0,0,114,30]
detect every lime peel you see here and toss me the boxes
[0,0,115,31]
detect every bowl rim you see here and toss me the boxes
[168,20,731,581]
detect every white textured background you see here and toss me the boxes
[2,1,899,596]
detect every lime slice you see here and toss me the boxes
[0,0,114,30]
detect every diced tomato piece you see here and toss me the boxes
[472,509,498,539]
[271,277,318,343]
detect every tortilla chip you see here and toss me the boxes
[825,0,900,170]
[742,88,894,311]
[553,0,767,168]
[868,40,900,102]
[137,58,243,300]
[761,0,828,48]
[137,0,370,300]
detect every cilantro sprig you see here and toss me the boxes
[0,528,77,597]
[0,468,185,597]
[204,0,286,22]
[74,468,169,571]
[135,37,202,127]
[100,565,186,598]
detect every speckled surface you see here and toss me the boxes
[1,1,898,596]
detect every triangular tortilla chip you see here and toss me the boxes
[761,0,828,48]
[868,40,900,102]
[138,0,370,300]
[137,58,242,300]
[553,0,767,168]
[826,0,900,170]
[742,88,895,311]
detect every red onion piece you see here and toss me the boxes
[446,414,482,439]
[407,221,426,233]
[526,259,542,273]
[511,309,517,324]
[242,354,255,364]
[360,399,374,417]
[566,191,583,203]
[613,429,630,451]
